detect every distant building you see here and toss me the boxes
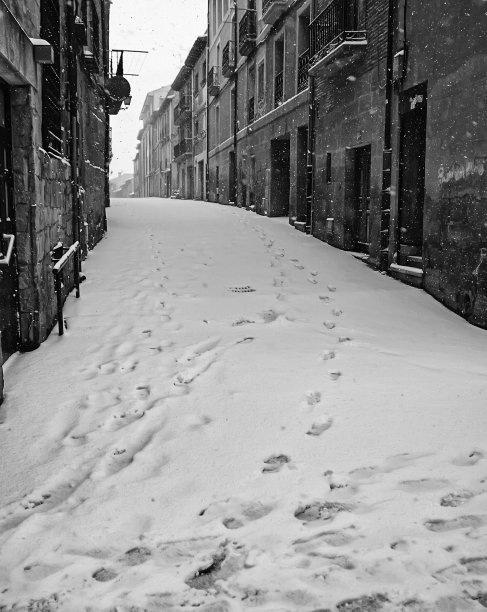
[172,36,208,200]
[0,0,112,388]
[110,173,133,198]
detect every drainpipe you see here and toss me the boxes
[379,0,395,270]
[101,1,110,222]
[233,0,238,207]
[305,0,316,233]
[205,4,210,202]
[66,3,81,261]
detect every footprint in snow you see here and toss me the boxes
[304,390,321,406]
[121,546,152,566]
[262,454,291,473]
[319,295,332,303]
[328,370,342,380]
[328,285,337,292]
[295,263,305,270]
[321,350,336,361]
[336,594,388,611]
[424,515,484,532]
[294,501,352,522]
[92,567,117,582]
[306,415,333,436]
[323,321,336,329]
[338,336,352,343]
[307,277,318,284]
[440,490,475,507]
[332,308,343,317]
[452,450,484,467]
[221,501,274,530]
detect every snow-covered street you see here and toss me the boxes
[1,197,487,611]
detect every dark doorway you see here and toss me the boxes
[296,126,308,222]
[198,161,204,200]
[270,137,290,216]
[187,165,194,199]
[354,144,371,252]
[398,83,427,260]
[0,82,19,362]
[229,151,236,204]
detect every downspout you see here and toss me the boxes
[205,4,210,202]
[233,0,238,206]
[305,0,316,233]
[101,0,110,222]
[379,0,395,270]
[66,3,81,257]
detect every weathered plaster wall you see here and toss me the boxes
[404,0,487,326]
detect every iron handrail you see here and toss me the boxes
[52,241,80,336]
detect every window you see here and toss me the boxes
[202,60,207,86]
[195,119,199,138]
[194,71,199,93]
[217,0,223,26]
[212,0,217,38]
[41,0,62,154]
[257,61,265,101]
[326,152,332,183]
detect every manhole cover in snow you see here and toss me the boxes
[227,285,256,293]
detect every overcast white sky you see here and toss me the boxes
[109,0,207,177]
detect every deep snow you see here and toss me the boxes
[0,198,487,612]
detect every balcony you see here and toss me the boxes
[274,71,283,108]
[222,41,236,78]
[174,95,192,125]
[208,66,220,97]
[248,97,255,124]
[239,9,257,56]
[174,138,192,161]
[297,48,310,92]
[262,0,288,25]
[309,0,367,76]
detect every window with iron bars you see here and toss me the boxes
[41,0,63,155]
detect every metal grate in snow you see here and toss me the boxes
[227,285,256,293]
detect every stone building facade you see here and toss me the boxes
[134,87,178,199]
[172,36,207,200]
[0,0,111,389]
[131,1,487,331]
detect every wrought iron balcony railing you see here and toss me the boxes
[297,48,310,92]
[274,71,283,108]
[222,41,236,78]
[174,95,192,125]
[174,137,192,160]
[309,0,367,71]
[208,66,220,96]
[262,0,288,25]
[248,97,255,124]
[239,9,257,56]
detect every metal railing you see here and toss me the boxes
[248,97,255,124]
[52,241,80,336]
[174,95,192,124]
[274,71,283,107]
[222,41,235,77]
[310,0,366,63]
[208,66,220,95]
[239,9,257,55]
[297,48,310,92]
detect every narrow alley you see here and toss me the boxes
[1,198,487,611]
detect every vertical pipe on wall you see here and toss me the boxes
[379,0,395,270]
[101,0,110,220]
[305,0,316,233]
[233,0,238,207]
[206,1,211,202]
[66,2,81,261]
